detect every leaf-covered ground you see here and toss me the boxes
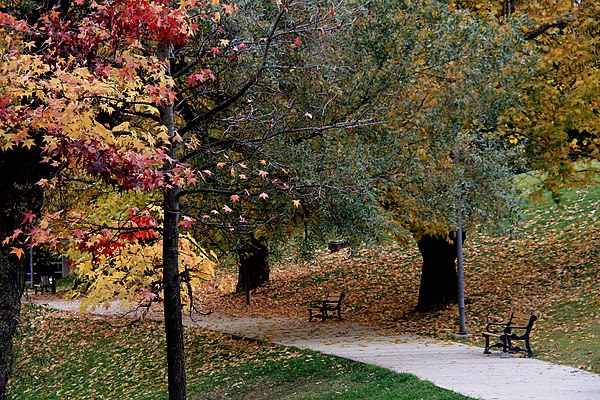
[13,183,598,400]
[9,307,472,400]
[198,185,600,372]
[9,306,304,399]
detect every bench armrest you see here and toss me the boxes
[485,321,509,333]
[309,300,325,308]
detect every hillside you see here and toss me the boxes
[199,183,600,372]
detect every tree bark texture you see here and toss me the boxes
[158,41,187,400]
[0,147,45,399]
[162,186,186,400]
[160,121,187,399]
[416,232,464,312]
[0,251,24,400]
[236,238,270,293]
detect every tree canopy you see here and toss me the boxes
[0,0,381,398]
[450,0,599,195]
[1,0,598,397]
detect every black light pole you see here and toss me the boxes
[454,137,471,339]
[29,247,34,290]
[456,221,469,336]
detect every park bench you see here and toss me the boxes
[482,311,537,357]
[34,275,52,294]
[307,292,345,322]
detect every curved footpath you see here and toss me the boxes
[32,300,600,400]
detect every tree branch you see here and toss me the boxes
[179,4,289,136]
[523,12,574,41]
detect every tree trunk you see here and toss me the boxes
[158,43,186,400]
[236,238,270,293]
[162,186,186,400]
[416,232,465,312]
[501,0,516,17]
[0,251,25,400]
[0,147,45,399]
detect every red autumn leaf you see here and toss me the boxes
[180,216,195,228]
[21,210,36,225]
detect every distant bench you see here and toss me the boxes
[34,275,53,294]
[307,292,345,322]
[483,311,537,357]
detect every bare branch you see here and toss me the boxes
[179,4,289,136]
[523,12,575,41]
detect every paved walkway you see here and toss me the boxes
[33,300,600,400]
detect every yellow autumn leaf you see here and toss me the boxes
[22,139,36,149]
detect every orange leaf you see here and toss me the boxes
[10,247,25,259]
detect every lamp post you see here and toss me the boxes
[454,137,471,339]
[455,221,470,337]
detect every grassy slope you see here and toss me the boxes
[8,307,471,400]
[199,183,600,372]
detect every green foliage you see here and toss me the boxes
[210,0,538,254]
[168,0,399,257]
[448,0,600,196]
[316,0,537,240]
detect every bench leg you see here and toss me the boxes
[483,335,491,354]
[525,338,533,357]
[321,307,328,322]
[308,308,323,322]
[501,336,511,358]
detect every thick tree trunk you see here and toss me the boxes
[416,232,464,312]
[236,238,269,293]
[0,251,25,400]
[0,147,45,399]
[158,42,186,400]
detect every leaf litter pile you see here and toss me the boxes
[199,186,600,371]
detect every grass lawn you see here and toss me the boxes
[8,306,472,400]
